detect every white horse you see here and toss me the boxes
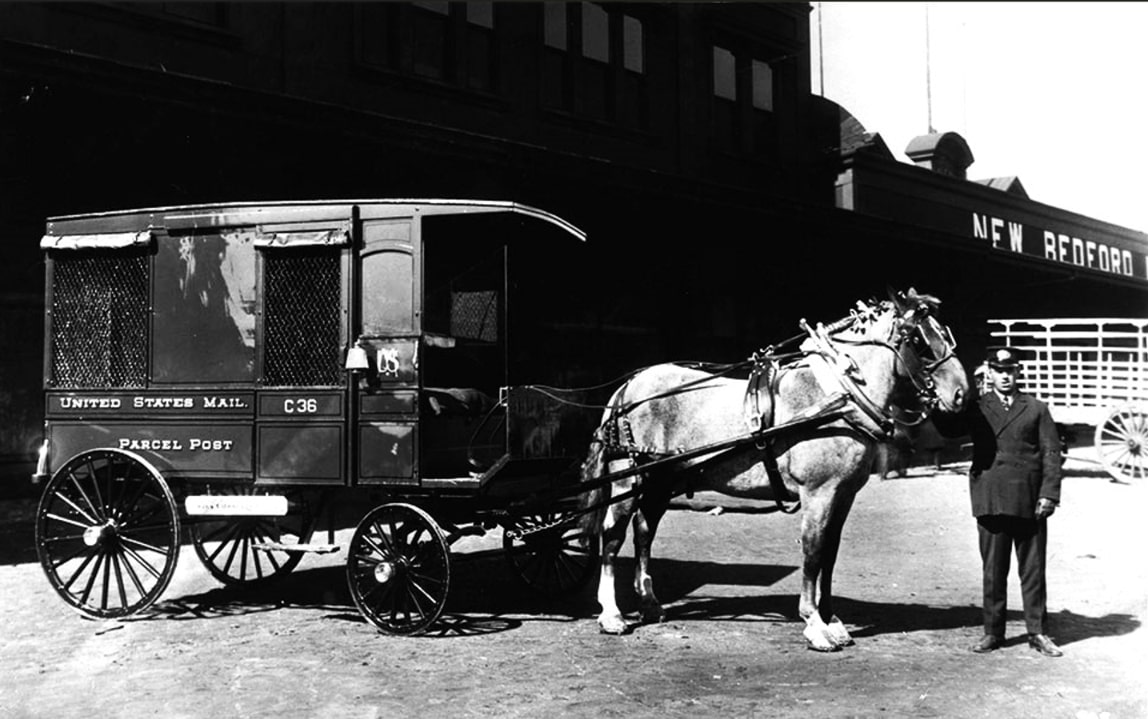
[579,290,968,650]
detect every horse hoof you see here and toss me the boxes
[825,617,855,647]
[803,623,842,652]
[598,616,629,635]
[640,606,666,625]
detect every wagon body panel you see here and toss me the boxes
[40,199,589,494]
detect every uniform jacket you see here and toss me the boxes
[936,391,1062,518]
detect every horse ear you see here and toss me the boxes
[887,286,907,310]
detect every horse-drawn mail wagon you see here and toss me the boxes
[33,199,605,634]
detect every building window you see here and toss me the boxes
[544,2,568,50]
[623,15,644,74]
[712,42,779,157]
[543,3,648,129]
[713,46,737,101]
[356,3,498,94]
[581,2,609,63]
[411,2,449,80]
[752,59,773,111]
[465,2,496,90]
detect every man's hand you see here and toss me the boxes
[1035,498,1057,519]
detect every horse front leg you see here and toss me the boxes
[597,470,636,635]
[798,493,842,652]
[799,489,858,651]
[632,488,670,626]
[817,489,859,648]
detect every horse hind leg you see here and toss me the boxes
[632,487,670,626]
[597,468,638,635]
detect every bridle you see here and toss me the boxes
[814,300,958,431]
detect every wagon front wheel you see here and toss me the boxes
[346,503,450,635]
[35,449,180,619]
[503,511,598,597]
[1095,405,1148,482]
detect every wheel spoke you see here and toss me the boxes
[110,550,129,609]
[61,550,99,591]
[78,551,105,607]
[82,457,107,518]
[119,532,172,557]
[50,489,99,526]
[67,470,104,523]
[119,541,165,581]
[43,511,94,532]
[120,546,148,598]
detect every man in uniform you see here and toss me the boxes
[940,347,1064,657]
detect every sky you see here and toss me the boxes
[811,2,1148,234]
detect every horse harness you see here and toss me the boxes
[593,300,955,513]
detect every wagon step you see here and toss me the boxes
[252,542,340,555]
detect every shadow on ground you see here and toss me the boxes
[123,551,1139,647]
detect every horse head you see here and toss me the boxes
[887,287,968,415]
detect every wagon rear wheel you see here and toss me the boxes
[503,511,598,597]
[346,503,450,635]
[1095,405,1148,482]
[190,488,312,586]
[35,449,180,619]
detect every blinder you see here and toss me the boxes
[891,305,958,417]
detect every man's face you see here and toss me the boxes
[989,365,1018,395]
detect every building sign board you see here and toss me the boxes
[971,211,1144,282]
[840,159,1148,287]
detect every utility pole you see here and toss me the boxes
[925,3,935,133]
[817,2,825,96]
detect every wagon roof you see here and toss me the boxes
[42,198,586,244]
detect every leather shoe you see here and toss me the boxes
[971,634,1004,653]
[1028,633,1063,657]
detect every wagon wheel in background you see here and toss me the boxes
[346,503,451,635]
[502,510,599,597]
[1095,405,1148,482]
[35,449,181,619]
[190,487,314,586]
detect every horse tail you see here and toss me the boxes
[579,378,632,538]
[577,431,609,538]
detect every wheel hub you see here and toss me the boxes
[82,520,117,547]
[373,560,398,584]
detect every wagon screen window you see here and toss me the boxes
[50,253,149,388]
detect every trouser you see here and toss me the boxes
[977,515,1048,636]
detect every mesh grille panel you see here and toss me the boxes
[451,290,498,342]
[264,251,343,387]
[51,254,149,388]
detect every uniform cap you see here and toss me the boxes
[985,346,1022,369]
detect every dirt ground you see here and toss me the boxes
[1,452,1144,719]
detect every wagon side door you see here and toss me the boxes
[353,216,421,485]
